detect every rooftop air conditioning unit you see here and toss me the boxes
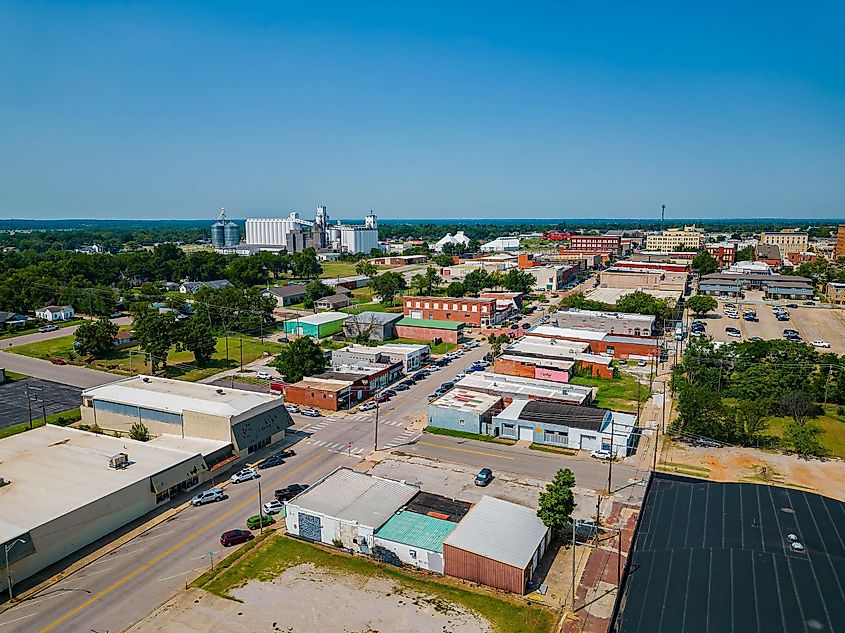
[109,453,129,469]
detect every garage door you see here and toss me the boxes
[519,426,534,441]
[580,434,599,450]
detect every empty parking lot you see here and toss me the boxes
[0,377,82,429]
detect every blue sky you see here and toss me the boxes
[1,1,843,220]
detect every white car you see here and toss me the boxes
[284,404,300,413]
[359,401,378,412]
[812,340,831,348]
[263,500,284,515]
[256,371,272,380]
[191,488,224,506]
[455,373,466,380]
[590,449,614,461]
[230,468,260,484]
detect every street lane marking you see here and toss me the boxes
[416,441,515,460]
[157,568,207,583]
[75,566,113,579]
[37,451,329,633]
[0,613,37,627]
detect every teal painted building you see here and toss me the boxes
[284,312,349,338]
[373,510,457,573]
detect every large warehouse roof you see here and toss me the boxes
[444,496,548,569]
[611,473,845,633]
[289,467,419,529]
[0,425,205,543]
[82,376,279,418]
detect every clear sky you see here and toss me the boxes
[1,1,843,220]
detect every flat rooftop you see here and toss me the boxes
[505,337,590,357]
[554,308,656,323]
[374,510,457,553]
[498,399,608,431]
[527,325,607,341]
[342,343,428,356]
[429,388,502,414]
[455,371,593,404]
[285,311,349,326]
[585,287,681,304]
[83,376,280,418]
[498,354,575,371]
[0,425,203,542]
[612,473,845,633]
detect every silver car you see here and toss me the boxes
[191,488,224,506]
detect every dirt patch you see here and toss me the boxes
[127,564,492,633]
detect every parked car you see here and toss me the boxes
[812,340,831,348]
[393,383,410,391]
[220,529,254,547]
[374,393,390,403]
[382,389,398,397]
[50,358,67,365]
[617,358,627,365]
[284,404,300,413]
[257,455,285,470]
[783,329,799,336]
[275,483,309,501]
[230,468,260,484]
[300,408,321,417]
[474,468,493,486]
[274,448,296,459]
[246,514,275,530]
[256,371,272,380]
[263,500,284,515]
[725,327,741,338]
[590,449,614,460]
[749,336,763,342]
[637,359,647,367]
[785,303,799,308]
[439,381,455,390]
[38,325,59,333]
[521,323,530,329]
[803,301,816,305]
[191,488,224,506]
[359,401,378,412]
[510,324,520,330]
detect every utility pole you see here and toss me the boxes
[607,414,615,493]
[239,337,243,371]
[660,204,666,232]
[373,394,380,452]
[258,480,264,535]
[5,538,26,601]
[26,384,33,430]
[595,496,602,547]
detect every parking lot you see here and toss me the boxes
[0,377,82,429]
[700,293,845,353]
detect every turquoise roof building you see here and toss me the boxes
[373,510,457,573]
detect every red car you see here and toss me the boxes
[220,529,254,547]
[50,358,67,365]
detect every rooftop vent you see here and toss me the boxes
[108,453,129,469]
[216,389,225,395]
[0,477,8,487]
[142,377,150,383]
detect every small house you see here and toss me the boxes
[35,305,75,322]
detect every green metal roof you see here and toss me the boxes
[374,510,457,552]
[397,317,463,331]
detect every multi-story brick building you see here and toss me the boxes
[835,225,845,260]
[568,235,621,255]
[705,243,737,267]
[759,231,809,256]
[826,282,845,305]
[402,296,504,326]
[644,227,703,251]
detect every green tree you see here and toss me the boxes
[502,268,537,294]
[129,422,151,442]
[615,290,672,320]
[370,272,407,305]
[537,468,576,533]
[672,383,729,440]
[686,295,717,315]
[178,315,217,367]
[411,267,440,296]
[271,337,327,383]
[462,269,490,294]
[290,248,323,279]
[355,260,378,278]
[74,317,119,357]
[134,308,179,372]
[691,251,719,276]
[782,420,826,457]
[735,245,755,262]
[779,391,818,426]
[446,281,465,297]
[304,281,334,309]
[727,398,772,446]
[487,333,510,356]
[432,253,455,267]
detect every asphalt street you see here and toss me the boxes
[0,351,121,388]
[5,317,132,349]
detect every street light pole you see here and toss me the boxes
[258,480,264,535]
[373,393,380,452]
[5,538,26,601]
[607,414,615,493]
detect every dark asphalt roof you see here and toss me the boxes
[406,492,472,522]
[517,400,606,431]
[611,473,845,633]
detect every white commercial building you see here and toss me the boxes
[285,468,419,551]
[332,343,430,372]
[244,207,378,254]
[0,426,224,590]
[80,376,291,458]
[245,213,315,252]
[434,231,471,252]
[480,237,521,252]
[455,371,594,405]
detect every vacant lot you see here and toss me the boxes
[176,535,556,633]
[12,335,281,382]
[571,373,651,413]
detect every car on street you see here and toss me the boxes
[191,488,225,506]
[230,468,260,483]
[275,483,309,501]
[374,393,390,403]
[804,301,816,305]
[785,303,799,308]
[776,315,790,321]
[521,323,530,328]
[725,327,741,338]
[257,455,285,470]
[284,404,300,413]
[246,514,275,530]
[749,336,763,342]
[256,371,272,380]
[359,401,378,412]
[474,468,493,486]
[50,358,67,365]
[637,359,647,367]
[38,325,59,333]
[300,408,321,417]
[590,449,614,460]
[274,448,296,459]
[439,381,455,390]
[510,324,520,329]
[812,340,831,348]
[263,500,284,515]
[393,383,410,391]
[220,529,254,547]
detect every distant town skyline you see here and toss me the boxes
[1,2,843,220]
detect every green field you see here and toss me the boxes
[194,534,556,633]
[384,337,456,355]
[319,261,362,279]
[13,334,281,382]
[341,301,402,315]
[766,406,845,459]
[0,319,84,341]
[570,372,651,413]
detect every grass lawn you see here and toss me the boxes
[384,337,457,355]
[0,407,81,440]
[341,301,402,315]
[319,261,362,279]
[765,405,845,459]
[570,372,651,413]
[194,534,556,633]
[0,319,84,340]
[424,426,517,444]
[4,370,29,381]
[13,334,282,382]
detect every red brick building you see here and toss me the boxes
[402,296,502,326]
[557,248,615,265]
[705,244,737,268]
[394,317,463,344]
[568,235,621,255]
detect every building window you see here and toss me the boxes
[459,419,465,426]
[501,423,517,438]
